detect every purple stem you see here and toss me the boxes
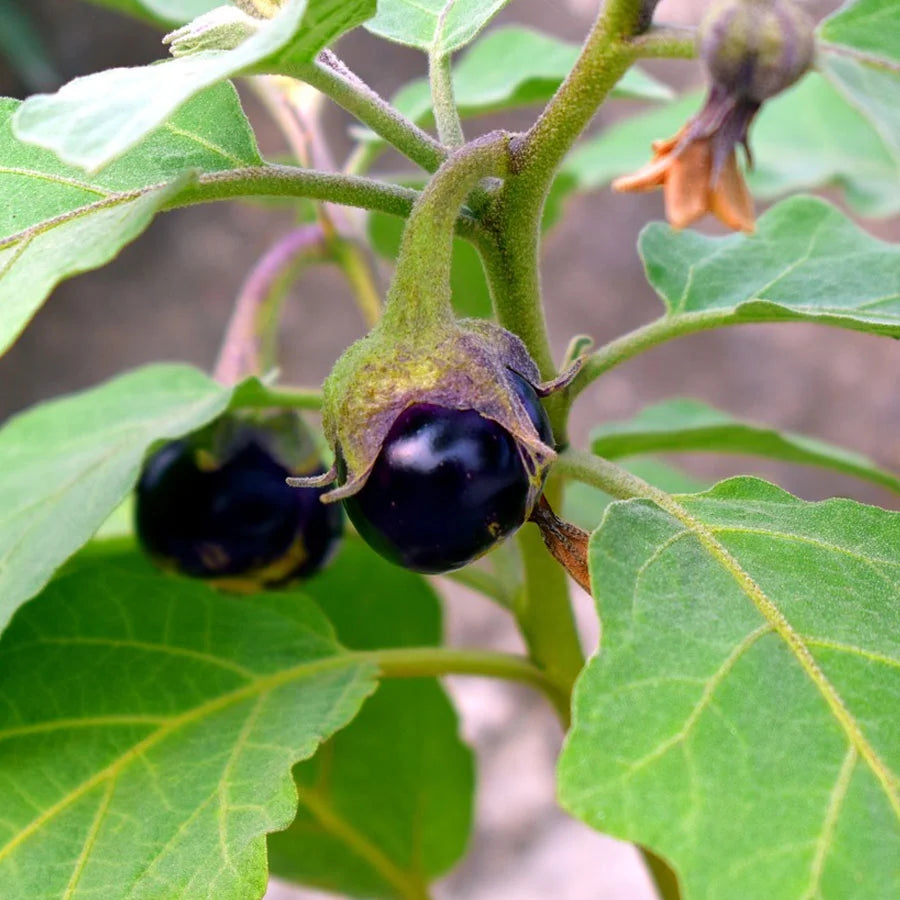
[214,224,326,385]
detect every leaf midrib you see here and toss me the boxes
[644,488,900,820]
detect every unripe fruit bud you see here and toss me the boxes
[700,0,815,102]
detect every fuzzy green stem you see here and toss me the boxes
[365,646,570,728]
[631,24,697,59]
[169,165,421,218]
[481,2,656,445]
[568,311,736,401]
[289,51,447,173]
[554,448,653,501]
[515,477,585,698]
[429,50,465,147]
[383,132,510,333]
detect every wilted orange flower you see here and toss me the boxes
[613,87,758,234]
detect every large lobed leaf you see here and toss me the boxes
[819,0,900,158]
[0,564,378,899]
[561,73,900,217]
[592,398,900,495]
[0,365,238,636]
[640,195,900,337]
[560,477,900,899]
[365,0,514,53]
[269,540,474,898]
[13,0,375,171]
[0,83,261,360]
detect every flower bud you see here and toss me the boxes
[700,0,815,103]
[163,7,259,57]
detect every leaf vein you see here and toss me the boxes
[802,745,858,900]
[61,777,117,900]
[624,623,773,778]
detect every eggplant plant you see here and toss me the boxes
[0,0,897,898]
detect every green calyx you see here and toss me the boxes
[321,318,558,507]
[190,409,322,476]
[699,0,815,103]
[302,132,561,509]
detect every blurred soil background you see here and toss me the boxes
[1,0,896,897]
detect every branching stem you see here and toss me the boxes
[289,51,447,173]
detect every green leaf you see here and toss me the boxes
[269,540,474,898]
[591,398,900,495]
[818,0,900,163]
[0,364,235,636]
[640,195,900,337]
[564,458,706,532]
[365,0,513,53]
[368,209,492,318]
[820,0,900,66]
[0,563,377,899]
[819,53,900,159]
[561,73,900,217]
[13,0,374,171]
[84,0,221,27]
[0,83,261,358]
[560,477,900,899]
[355,26,670,145]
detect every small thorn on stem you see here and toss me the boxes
[528,495,591,593]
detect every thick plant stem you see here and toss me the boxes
[290,51,447,173]
[214,224,326,384]
[482,2,656,443]
[367,646,570,727]
[383,132,510,333]
[515,477,585,700]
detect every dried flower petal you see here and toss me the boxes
[612,91,757,233]
[711,152,755,233]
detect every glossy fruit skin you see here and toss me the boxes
[342,371,553,574]
[136,432,342,587]
[510,369,553,448]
